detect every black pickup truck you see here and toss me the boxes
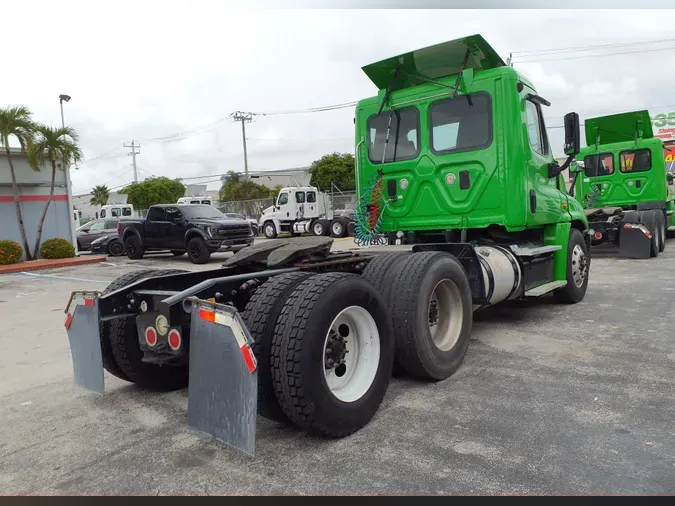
[118,204,254,264]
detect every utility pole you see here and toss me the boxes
[230,111,254,179]
[123,140,141,182]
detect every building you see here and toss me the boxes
[247,167,311,190]
[0,147,74,259]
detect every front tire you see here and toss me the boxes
[390,252,473,381]
[124,235,144,260]
[263,221,277,239]
[554,228,590,303]
[271,273,394,437]
[187,237,211,264]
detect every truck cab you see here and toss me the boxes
[354,34,587,245]
[100,204,134,219]
[259,186,342,238]
[570,110,674,256]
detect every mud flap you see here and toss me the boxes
[64,292,104,394]
[186,299,258,456]
[619,223,653,259]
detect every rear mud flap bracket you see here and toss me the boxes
[64,292,104,395]
[186,298,258,456]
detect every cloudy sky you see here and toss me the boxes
[3,2,674,195]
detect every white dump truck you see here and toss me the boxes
[259,185,353,239]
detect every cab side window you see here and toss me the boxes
[306,191,316,203]
[147,207,166,221]
[122,207,132,216]
[525,99,549,156]
[295,191,305,203]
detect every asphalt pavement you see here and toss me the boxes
[1,238,674,494]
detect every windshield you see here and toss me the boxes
[180,205,224,219]
[430,93,492,154]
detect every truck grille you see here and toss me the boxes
[216,226,251,237]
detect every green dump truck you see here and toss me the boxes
[63,34,591,456]
[569,110,675,258]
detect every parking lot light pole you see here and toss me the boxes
[59,94,79,255]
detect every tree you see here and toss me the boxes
[89,185,110,207]
[0,106,36,259]
[28,124,83,258]
[307,152,355,191]
[119,177,185,210]
[219,171,276,202]
[271,184,284,197]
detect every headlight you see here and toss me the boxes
[204,226,213,237]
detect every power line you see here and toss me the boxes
[516,45,675,63]
[507,37,675,57]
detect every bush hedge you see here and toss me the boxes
[0,240,23,265]
[41,238,76,259]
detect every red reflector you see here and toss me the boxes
[199,308,215,322]
[145,327,157,347]
[594,232,602,240]
[168,329,181,351]
[240,344,256,373]
[84,298,95,307]
[64,313,73,329]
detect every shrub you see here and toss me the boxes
[0,240,23,265]
[41,238,76,259]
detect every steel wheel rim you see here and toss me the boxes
[314,223,323,235]
[428,279,463,352]
[322,306,380,403]
[571,244,587,288]
[332,222,342,235]
[265,224,274,237]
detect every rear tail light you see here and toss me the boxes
[168,329,182,351]
[145,326,158,347]
[117,223,122,234]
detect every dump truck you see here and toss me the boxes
[63,34,590,456]
[569,110,675,258]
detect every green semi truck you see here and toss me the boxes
[63,34,591,455]
[569,110,675,258]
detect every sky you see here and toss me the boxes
[2,2,674,196]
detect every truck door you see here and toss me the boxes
[523,96,562,227]
[294,191,305,220]
[276,191,292,220]
[165,206,187,248]
[145,207,167,248]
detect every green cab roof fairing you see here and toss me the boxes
[584,110,654,147]
[361,34,506,92]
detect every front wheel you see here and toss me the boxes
[263,221,277,239]
[187,237,211,264]
[554,228,590,304]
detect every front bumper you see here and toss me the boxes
[206,235,255,252]
[90,242,108,254]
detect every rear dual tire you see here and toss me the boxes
[100,269,189,390]
[245,272,394,437]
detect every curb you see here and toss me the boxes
[0,255,107,275]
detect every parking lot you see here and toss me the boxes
[1,239,674,494]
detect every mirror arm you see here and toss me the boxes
[568,169,581,197]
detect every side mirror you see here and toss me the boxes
[569,160,585,173]
[563,112,581,156]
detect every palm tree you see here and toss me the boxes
[29,124,83,258]
[0,106,36,259]
[89,185,110,207]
